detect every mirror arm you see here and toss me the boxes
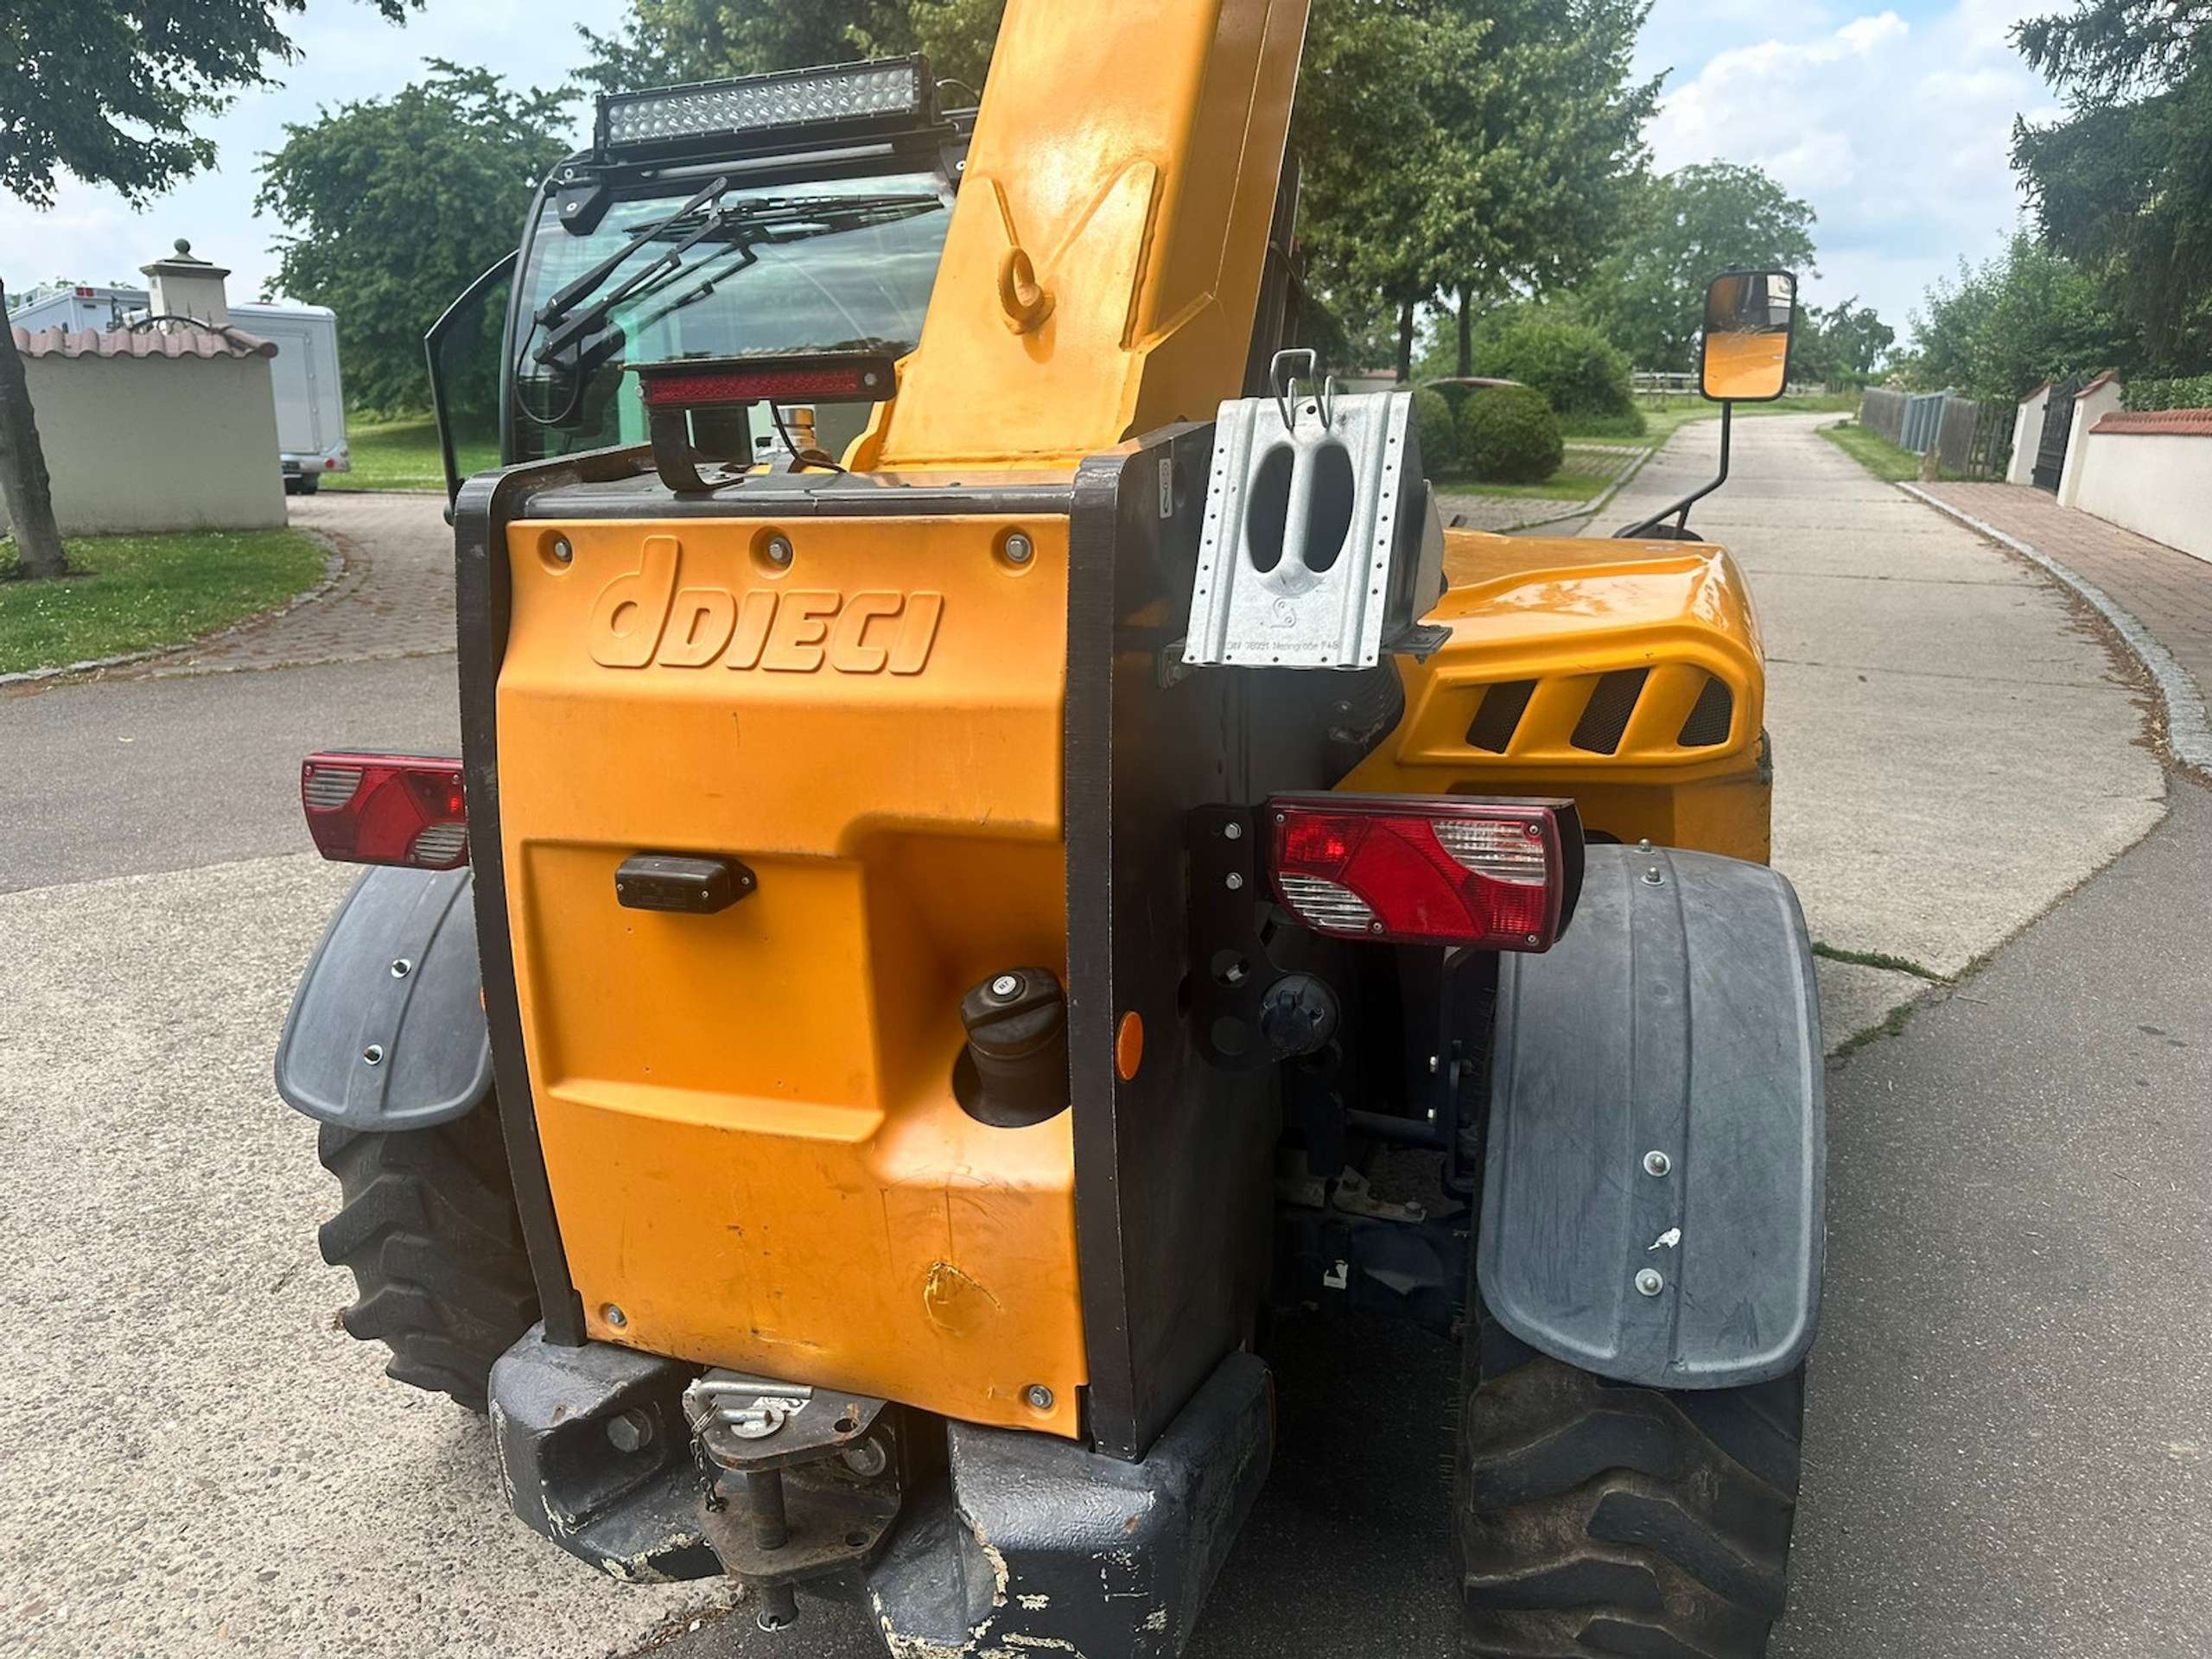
[1615,400,1732,540]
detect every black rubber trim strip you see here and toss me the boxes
[505,449,1076,522]
[454,450,643,1346]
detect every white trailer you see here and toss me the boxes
[231,302,350,493]
[7,284,350,493]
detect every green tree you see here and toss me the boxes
[257,63,575,413]
[0,0,417,581]
[577,0,1006,96]
[1584,163,1819,372]
[1905,233,2126,400]
[2011,1,2211,373]
[1795,297,1895,388]
[1292,0,1474,381]
[1432,0,1659,375]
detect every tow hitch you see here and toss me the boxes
[684,1371,905,1631]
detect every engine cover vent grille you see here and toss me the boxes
[1571,669,1650,755]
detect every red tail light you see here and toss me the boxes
[301,753,469,870]
[1266,795,1581,950]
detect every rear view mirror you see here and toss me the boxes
[1700,270,1796,403]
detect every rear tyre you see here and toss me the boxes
[1456,1300,1804,1658]
[315,1099,538,1410]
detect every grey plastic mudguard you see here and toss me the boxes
[274,865,493,1133]
[1479,843,1824,1389]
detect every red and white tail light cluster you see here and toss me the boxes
[301,753,470,871]
[1266,795,1583,950]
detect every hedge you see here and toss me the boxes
[1459,384,1564,483]
[1412,387,1457,476]
[1471,317,1635,418]
[2124,374,2212,412]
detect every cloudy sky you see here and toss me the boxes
[3,0,2057,343]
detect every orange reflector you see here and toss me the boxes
[1115,1012,1144,1081]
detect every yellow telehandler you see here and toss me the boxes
[276,10,1821,1654]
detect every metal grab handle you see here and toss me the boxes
[1270,348,1337,433]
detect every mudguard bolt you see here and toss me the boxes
[1224,872,1244,891]
[1003,532,1034,565]
[602,1303,628,1328]
[1643,866,1664,886]
[360,1044,385,1066]
[1025,1384,1055,1411]
[766,536,794,567]
[1636,1268,1665,1297]
[389,958,412,979]
[1643,1150,1673,1178]
[607,1408,655,1452]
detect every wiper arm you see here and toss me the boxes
[537,175,730,329]
[532,193,942,371]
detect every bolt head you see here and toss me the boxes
[1224,871,1244,892]
[601,1303,627,1329]
[1643,866,1664,886]
[1223,821,1243,841]
[389,958,412,980]
[1024,1383,1055,1412]
[1635,1268,1665,1297]
[1643,1149,1672,1178]
[1003,532,1034,565]
[550,537,573,563]
[766,536,794,567]
[607,1408,655,1453]
[360,1044,385,1066]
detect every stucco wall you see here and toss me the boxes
[2007,385,2047,486]
[0,352,286,537]
[2074,430,2212,565]
[2057,377,2124,508]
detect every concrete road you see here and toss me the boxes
[0,428,2197,1657]
[1593,414,2165,1047]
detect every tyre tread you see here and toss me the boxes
[315,1103,537,1411]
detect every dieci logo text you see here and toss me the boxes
[588,535,942,674]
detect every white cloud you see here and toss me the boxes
[2,0,598,305]
[1647,3,2049,327]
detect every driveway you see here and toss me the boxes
[1,429,2200,1657]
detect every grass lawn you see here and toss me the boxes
[0,528,329,675]
[1433,463,1624,502]
[1819,419,1927,483]
[327,415,498,493]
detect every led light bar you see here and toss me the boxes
[631,352,897,410]
[301,753,469,871]
[1266,795,1583,950]
[597,57,932,154]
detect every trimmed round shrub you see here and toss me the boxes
[1412,387,1457,475]
[1472,317,1635,419]
[1459,385,1565,483]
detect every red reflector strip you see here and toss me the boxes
[1266,794,1577,950]
[301,753,469,871]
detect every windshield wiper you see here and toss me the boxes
[531,191,943,372]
